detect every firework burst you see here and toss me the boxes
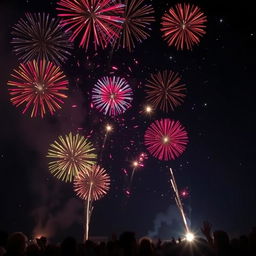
[7,59,68,118]
[161,3,207,50]
[57,0,124,50]
[144,118,188,161]
[11,13,73,65]
[92,76,133,116]
[145,70,186,113]
[74,165,110,201]
[47,133,97,182]
[116,0,155,51]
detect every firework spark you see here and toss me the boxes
[92,76,133,116]
[145,70,186,113]
[161,3,207,50]
[47,133,97,182]
[74,165,110,201]
[115,0,155,51]
[11,13,73,65]
[57,0,125,50]
[144,118,188,161]
[7,59,68,118]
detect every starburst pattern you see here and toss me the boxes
[92,76,133,116]
[145,70,186,112]
[7,59,68,118]
[11,13,73,65]
[116,0,155,51]
[161,3,207,50]
[47,133,97,182]
[57,0,125,50]
[74,165,110,201]
[144,118,188,161]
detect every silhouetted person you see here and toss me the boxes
[138,238,153,256]
[61,237,77,256]
[0,231,8,256]
[6,232,27,256]
[119,232,137,256]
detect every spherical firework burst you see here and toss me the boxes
[57,0,124,50]
[11,13,73,65]
[7,59,68,118]
[116,0,155,51]
[47,133,97,183]
[144,119,188,161]
[92,76,133,116]
[145,70,186,113]
[161,3,207,50]
[74,165,110,201]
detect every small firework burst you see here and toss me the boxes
[145,70,186,113]
[11,13,73,65]
[7,59,68,118]
[92,76,133,116]
[47,133,97,182]
[74,165,110,201]
[161,3,207,50]
[144,118,188,161]
[57,0,124,50]
[116,0,155,51]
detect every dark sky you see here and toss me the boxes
[0,0,255,241]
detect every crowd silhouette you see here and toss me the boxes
[1,222,256,256]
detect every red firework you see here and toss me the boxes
[144,119,188,161]
[7,59,68,118]
[92,76,133,116]
[145,70,186,113]
[74,165,110,201]
[57,0,124,50]
[161,3,207,50]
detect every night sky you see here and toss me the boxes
[0,0,255,241]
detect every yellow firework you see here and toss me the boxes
[47,133,97,182]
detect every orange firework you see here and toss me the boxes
[7,59,68,118]
[145,70,186,113]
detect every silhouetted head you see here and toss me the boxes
[61,237,77,256]
[7,232,27,256]
[139,237,153,256]
[213,230,229,250]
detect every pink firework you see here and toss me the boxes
[144,119,188,161]
[57,0,124,50]
[74,165,110,201]
[161,3,207,50]
[92,76,133,116]
[7,59,68,118]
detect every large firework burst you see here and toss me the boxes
[57,0,124,50]
[92,76,133,116]
[116,0,155,51]
[11,13,73,65]
[144,118,188,161]
[145,70,186,113]
[74,165,110,201]
[7,59,68,118]
[161,3,207,50]
[47,133,97,182]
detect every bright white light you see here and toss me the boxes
[185,232,195,242]
[133,161,138,167]
[106,125,112,132]
[145,105,152,113]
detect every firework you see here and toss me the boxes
[161,3,207,50]
[74,165,110,241]
[115,0,155,51]
[57,0,124,50]
[145,70,186,113]
[169,168,189,233]
[144,118,188,161]
[7,59,68,118]
[11,13,73,65]
[92,76,133,116]
[74,165,110,201]
[47,133,97,182]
